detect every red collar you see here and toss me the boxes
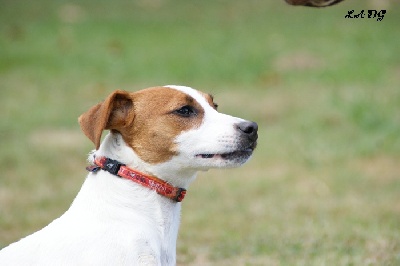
[86,156,186,202]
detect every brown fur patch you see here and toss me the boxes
[121,87,205,164]
[79,86,211,164]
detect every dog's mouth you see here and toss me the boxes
[195,146,256,161]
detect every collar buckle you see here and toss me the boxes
[102,158,125,176]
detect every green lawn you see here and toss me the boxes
[1,0,399,265]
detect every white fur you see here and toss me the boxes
[0,86,255,265]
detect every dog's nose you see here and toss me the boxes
[236,121,258,141]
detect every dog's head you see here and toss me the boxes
[79,86,257,173]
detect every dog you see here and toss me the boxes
[0,85,258,265]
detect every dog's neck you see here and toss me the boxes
[93,133,198,189]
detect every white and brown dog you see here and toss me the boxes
[0,85,258,265]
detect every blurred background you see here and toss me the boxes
[1,0,399,264]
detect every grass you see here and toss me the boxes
[1,0,400,265]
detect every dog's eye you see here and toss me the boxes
[174,106,196,117]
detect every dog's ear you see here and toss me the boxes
[78,90,134,150]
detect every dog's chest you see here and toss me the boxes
[69,172,182,263]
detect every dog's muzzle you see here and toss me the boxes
[196,121,258,163]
